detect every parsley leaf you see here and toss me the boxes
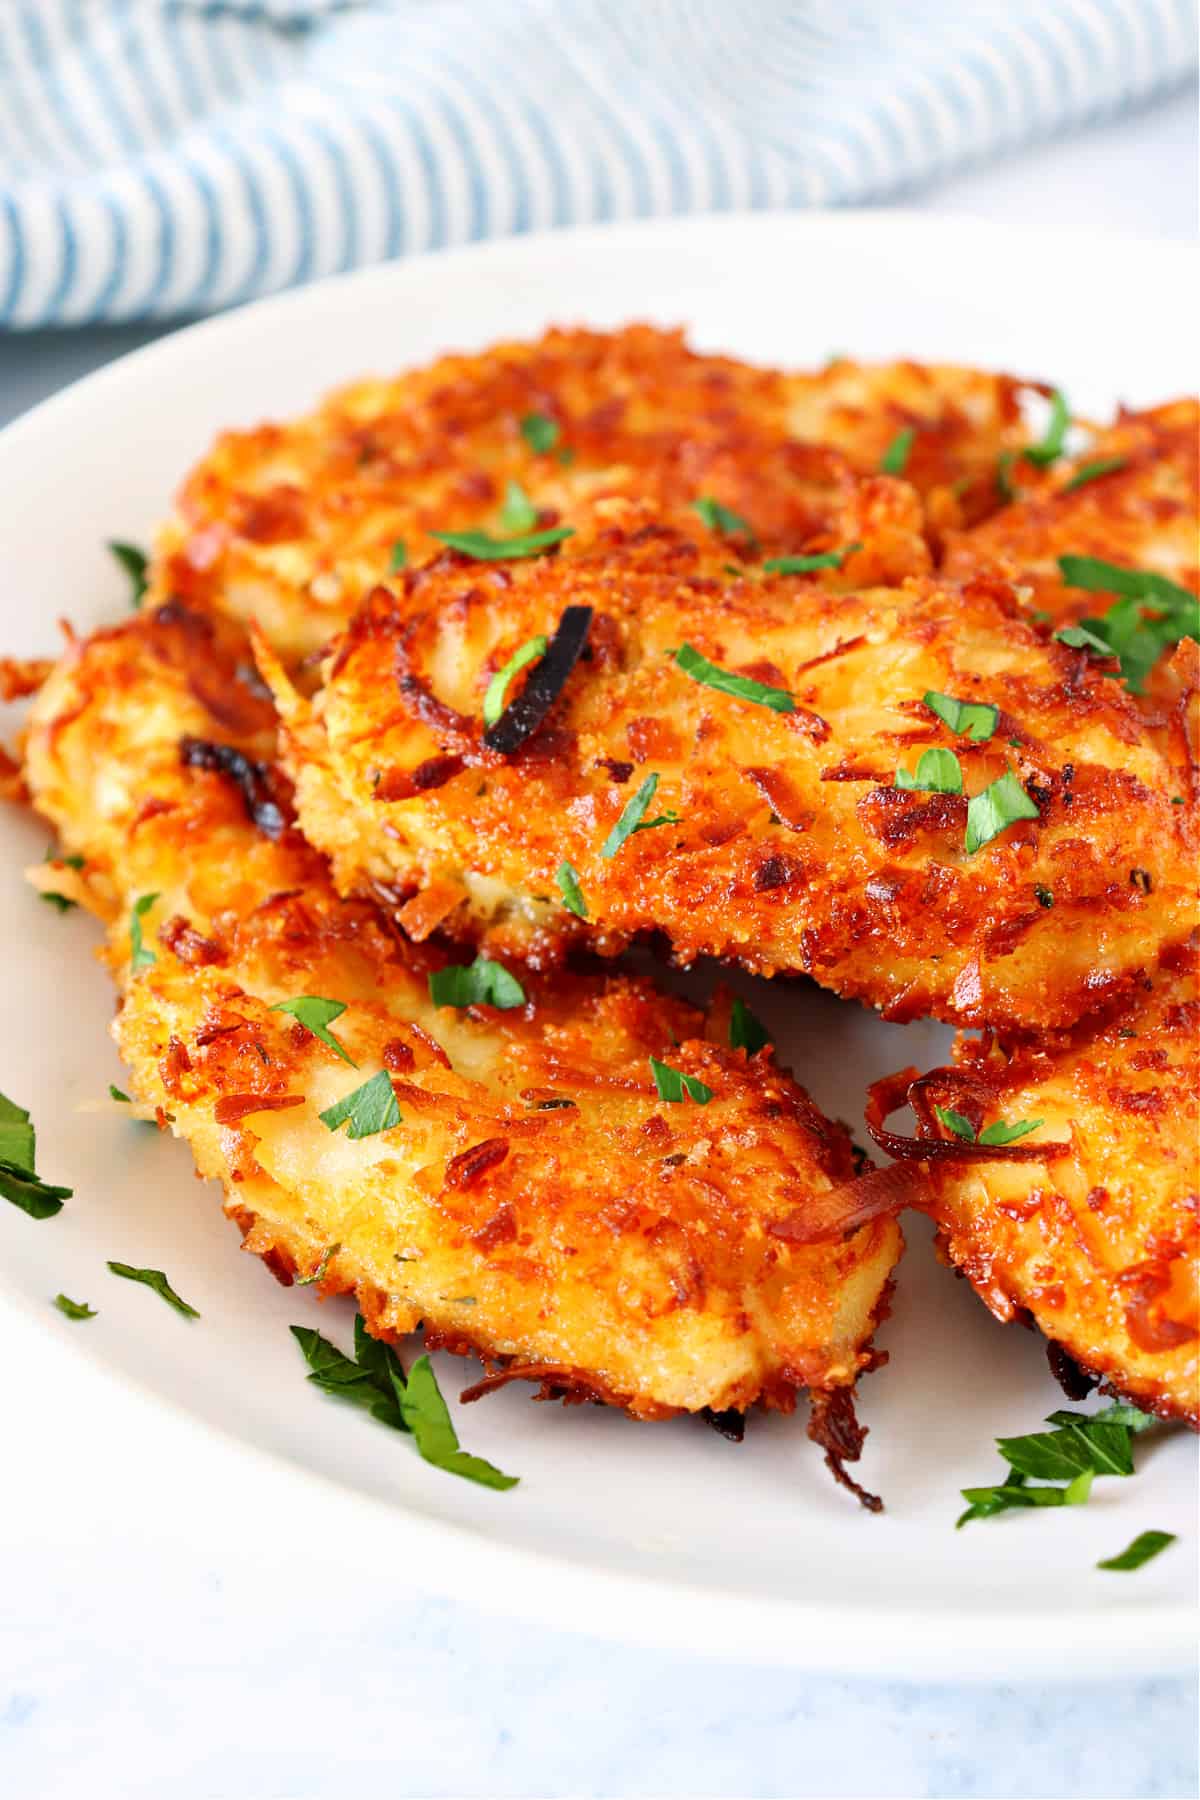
[556,861,588,919]
[295,1244,339,1286]
[398,1353,519,1490]
[670,643,794,713]
[318,1070,401,1140]
[964,771,1039,854]
[649,1057,713,1105]
[500,479,539,535]
[934,1105,1043,1147]
[729,996,770,1056]
[922,692,998,742]
[129,892,160,970]
[482,634,549,727]
[291,1324,518,1489]
[430,526,573,561]
[1098,1530,1176,1572]
[54,1294,96,1320]
[1055,622,1115,656]
[108,539,149,607]
[1022,387,1070,467]
[0,1089,71,1219]
[1063,456,1127,492]
[291,1320,406,1429]
[692,496,756,542]
[39,849,85,914]
[270,996,357,1066]
[958,1403,1158,1529]
[879,427,915,475]
[995,449,1020,505]
[388,540,407,574]
[1054,557,1198,691]
[0,1091,35,1171]
[1046,1401,1157,1435]
[107,1262,199,1318]
[895,748,963,795]
[601,772,679,858]
[109,1084,130,1103]
[762,541,862,575]
[520,412,559,454]
[428,955,526,1011]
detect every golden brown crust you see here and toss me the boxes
[943,398,1199,644]
[873,942,1199,1426]
[268,503,1197,1033]
[150,324,1037,659]
[20,605,900,1422]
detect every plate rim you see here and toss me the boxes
[2,207,1196,1677]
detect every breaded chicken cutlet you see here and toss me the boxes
[150,324,1040,660]
[871,939,1199,1426]
[262,503,1197,1034]
[21,603,901,1431]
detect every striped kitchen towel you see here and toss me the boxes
[1,0,1195,327]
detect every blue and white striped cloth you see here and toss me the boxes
[1,0,1195,327]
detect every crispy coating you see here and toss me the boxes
[21,605,900,1422]
[150,325,1036,659]
[943,399,1199,643]
[267,503,1197,1032]
[876,942,1199,1425]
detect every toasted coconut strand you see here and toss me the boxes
[807,1387,883,1513]
[885,943,1199,1427]
[768,1161,924,1244]
[19,608,901,1428]
[0,655,55,700]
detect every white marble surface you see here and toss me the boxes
[1,87,1197,1800]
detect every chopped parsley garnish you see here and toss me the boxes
[388,540,407,574]
[1063,455,1127,492]
[107,1261,199,1318]
[500,479,539,535]
[995,449,1019,505]
[40,849,85,913]
[270,996,357,1066]
[108,539,149,607]
[295,1244,339,1286]
[482,634,549,727]
[935,1106,1043,1147]
[729,996,770,1056]
[1098,1530,1176,1572]
[318,1071,401,1140]
[1022,387,1069,467]
[879,427,915,475]
[109,1084,131,1103]
[291,1317,517,1489]
[670,643,794,714]
[895,748,963,795]
[957,1402,1158,1529]
[964,771,1039,854]
[129,892,160,970]
[0,1090,71,1220]
[428,955,526,1011]
[520,411,560,454]
[762,541,863,575]
[399,1353,519,1490]
[649,1057,713,1105]
[922,691,998,742]
[600,772,678,858]
[556,860,588,919]
[692,496,756,542]
[1055,622,1114,656]
[54,1294,96,1320]
[430,526,574,561]
[1054,556,1198,691]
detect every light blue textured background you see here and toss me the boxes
[1,93,1197,1800]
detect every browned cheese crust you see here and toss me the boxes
[20,605,900,1422]
[263,504,1197,1033]
[150,324,1038,659]
[943,398,1199,641]
[873,942,1199,1425]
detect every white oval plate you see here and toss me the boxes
[1,212,1195,1678]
